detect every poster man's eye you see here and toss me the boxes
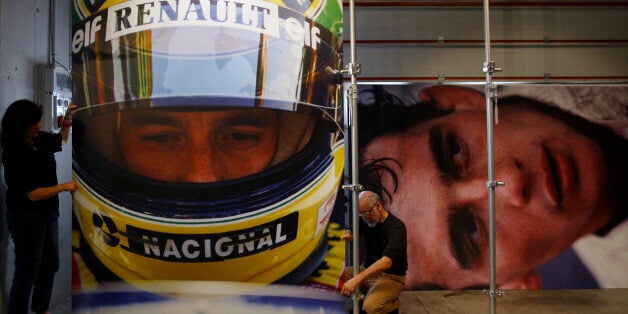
[448,207,481,270]
[445,134,467,179]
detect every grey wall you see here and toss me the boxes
[0,1,626,313]
[0,0,72,313]
[343,2,628,82]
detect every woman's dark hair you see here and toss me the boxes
[1,99,43,149]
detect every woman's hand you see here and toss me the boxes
[64,103,77,122]
[26,181,78,201]
[64,181,78,193]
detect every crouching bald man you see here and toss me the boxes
[341,190,408,313]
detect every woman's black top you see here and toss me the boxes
[3,131,62,215]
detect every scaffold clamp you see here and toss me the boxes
[342,184,364,191]
[486,181,505,188]
[482,61,502,74]
[341,62,362,77]
[484,289,505,298]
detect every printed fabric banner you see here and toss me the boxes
[354,83,627,290]
[69,0,627,311]
[70,0,346,311]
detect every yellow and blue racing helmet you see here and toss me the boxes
[71,0,344,284]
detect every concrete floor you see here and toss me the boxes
[60,287,628,313]
[399,289,628,313]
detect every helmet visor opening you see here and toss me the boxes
[77,106,321,182]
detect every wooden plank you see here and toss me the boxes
[398,289,628,313]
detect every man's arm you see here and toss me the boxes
[355,256,393,281]
[341,256,393,296]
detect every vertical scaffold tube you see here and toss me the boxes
[482,0,503,313]
[345,0,362,313]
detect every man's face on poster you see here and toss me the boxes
[362,90,613,289]
[117,109,279,182]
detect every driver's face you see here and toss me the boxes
[363,94,612,290]
[118,109,279,182]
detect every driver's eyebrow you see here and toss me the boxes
[427,125,463,269]
[447,204,483,270]
[430,125,472,269]
[429,125,451,184]
[448,206,471,270]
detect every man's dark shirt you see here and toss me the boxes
[361,212,408,276]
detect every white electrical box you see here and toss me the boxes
[36,64,72,131]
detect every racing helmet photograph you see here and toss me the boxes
[70,0,344,285]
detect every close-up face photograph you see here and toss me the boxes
[358,84,627,292]
[1,1,626,313]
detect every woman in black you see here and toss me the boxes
[2,99,77,314]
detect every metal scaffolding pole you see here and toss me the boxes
[341,0,362,313]
[481,1,504,313]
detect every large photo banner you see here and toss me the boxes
[69,0,346,311]
[354,83,627,290]
[68,0,626,309]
